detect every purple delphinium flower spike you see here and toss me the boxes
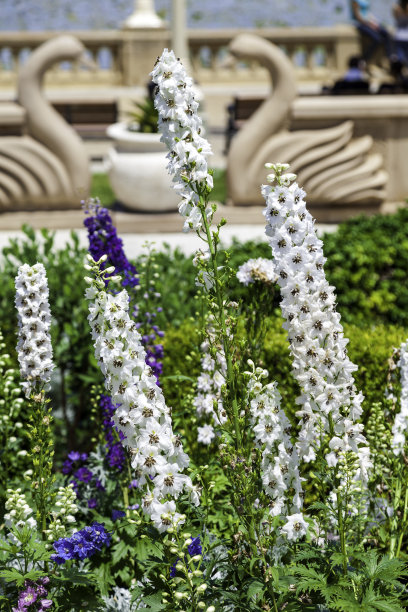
[100,394,126,472]
[83,199,138,289]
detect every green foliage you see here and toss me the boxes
[91,173,116,207]
[0,333,29,510]
[290,548,408,610]
[128,97,159,134]
[0,226,101,457]
[323,208,408,327]
[211,169,227,204]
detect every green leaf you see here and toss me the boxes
[247,579,265,602]
[143,593,166,611]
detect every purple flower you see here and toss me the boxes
[15,579,52,611]
[95,478,106,491]
[83,200,138,289]
[51,538,76,564]
[100,394,126,472]
[75,467,93,483]
[112,509,126,521]
[51,523,111,565]
[170,535,203,578]
[188,536,202,557]
[68,451,81,461]
[88,498,98,509]
[62,459,73,475]
[18,586,37,607]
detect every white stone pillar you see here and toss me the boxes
[123,0,164,29]
[171,0,191,70]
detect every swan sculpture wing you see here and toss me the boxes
[0,35,91,211]
[227,33,387,207]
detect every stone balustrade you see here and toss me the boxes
[0,25,360,88]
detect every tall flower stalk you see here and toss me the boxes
[246,361,306,539]
[262,163,371,571]
[15,263,55,536]
[151,49,242,451]
[84,256,198,532]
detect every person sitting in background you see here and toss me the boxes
[377,57,408,92]
[393,0,408,64]
[324,55,370,94]
[351,0,393,63]
[343,55,368,80]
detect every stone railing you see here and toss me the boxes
[0,25,360,89]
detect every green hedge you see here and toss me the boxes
[323,207,408,327]
[162,317,408,429]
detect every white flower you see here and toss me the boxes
[154,463,189,497]
[197,424,216,445]
[281,513,308,541]
[15,263,54,396]
[247,366,305,524]
[150,499,185,533]
[151,49,213,232]
[194,320,227,443]
[4,489,37,537]
[392,340,408,454]
[236,258,278,286]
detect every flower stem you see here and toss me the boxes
[396,484,408,558]
[198,201,242,450]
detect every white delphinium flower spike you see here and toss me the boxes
[151,49,213,232]
[262,164,371,485]
[391,339,408,454]
[15,263,54,397]
[246,363,306,540]
[4,488,37,540]
[85,256,197,532]
[193,319,227,444]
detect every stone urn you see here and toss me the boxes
[106,122,180,212]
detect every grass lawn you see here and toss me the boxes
[91,168,227,209]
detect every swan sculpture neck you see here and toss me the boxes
[228,33,297,168]
[17,35,90,195]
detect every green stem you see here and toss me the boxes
[396,485,408,558]
[328,413,347,574]
[390,477,402,558]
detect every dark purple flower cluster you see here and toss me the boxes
[62,450,88,475]
[62,451,105,502]
[83,199,138,289]
[170,536,203,577]
[100,394,126,471]
[112,509,126,521]
[13,578,52,611]
[51,522,111,565]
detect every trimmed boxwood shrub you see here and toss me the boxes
[162,317,408,428]
[323,207,408,327]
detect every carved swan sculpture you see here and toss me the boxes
[227,33,387,206]
[0,35,91,210]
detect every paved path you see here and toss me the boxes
[0,222,338,259]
